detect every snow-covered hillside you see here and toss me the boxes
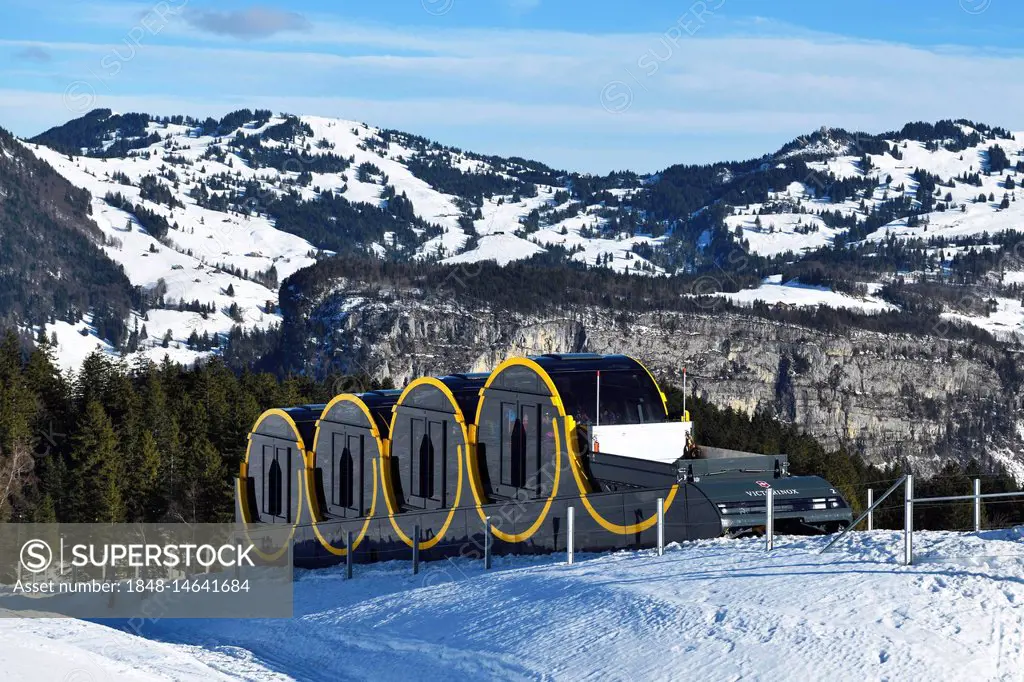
[24,119,321,371]
[17,112,1024,372]
[20,110,670,370]
[729,125,1024,257]
[715,275,896,314]
[7,530,1024,681]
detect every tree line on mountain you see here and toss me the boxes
[403,154,521,205]
[891,119,1013,152]
[0,327,1018,531]
[0,126,137,335]
[31,110,159,157]
[30,108,281,159]
[228,122,354,174]
[104,192,175,240]
[378,128,566,187]
[266,189,443,256]
[790,232,1024,296]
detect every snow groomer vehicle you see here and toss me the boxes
[237,354,852,568]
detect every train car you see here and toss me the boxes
[237,406,322,528]
[470,354,722,552]
[237,355,852,568]
[306,390,401,558]
[380,374,487,554]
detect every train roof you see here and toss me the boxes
[391,373,488,422]
[434,373,489,419]
[252,405,324,449]
[528,354,648,376]
[358,389,402,409]
[316,391,402,437]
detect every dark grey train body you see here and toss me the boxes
[237,354,853,567]
[585,446,851,535]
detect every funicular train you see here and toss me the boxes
[236,354,852,568]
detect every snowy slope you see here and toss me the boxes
[713,275,896,314]
[9,529,1024,681]
[941,296,1024,342]
[0,617,285,681]
[730,127,1024,256]
[19,113,1024,372]
[23,125,319,371]
[22,111,670,371]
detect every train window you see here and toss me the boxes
[417,432,435,499]
[261,444,273,513]
[500,402,516,486]
[410,418,424,497]
[540,404,558,496]
[510,417,526,489]
[353,434,364,513]
[553,371,664,425]
[330,434,342,508]
[521,403,540,494]
[266,457,283,517]
[428,421,445,504]
[338,445,354,509]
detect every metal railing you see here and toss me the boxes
[906,477,1024,565]
[819,475,1024,566]
[344,484,795,579]
[820,475,908,555]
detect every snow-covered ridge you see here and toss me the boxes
[22,111,673,370]
[730,130,1024,257]
[19,111,1024,372]
[713,275,896,314]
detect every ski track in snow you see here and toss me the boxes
[7,530,1024,681]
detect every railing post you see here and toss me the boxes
[413,524,420,575]
[765,487,774,552]
[346,530,353,580]
[656,497,665,556]
[567,506,575,565]
[974,479,981,533]
[484,516,492,570]
[904,475,913,566]
[867,488,874,531]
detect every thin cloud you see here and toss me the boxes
[4,18,1024,171]
[183,6,312,40]
[13,46,52,63]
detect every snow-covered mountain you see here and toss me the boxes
[10,110,1024,371]
[18,108,667,369]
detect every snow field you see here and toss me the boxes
[6,530,1024,680]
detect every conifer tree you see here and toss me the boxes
[33,494,56,523]
[0,333,35,451]
[67,400,125,522]
[127,429,161,521]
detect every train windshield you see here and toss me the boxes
[551,370,666,425]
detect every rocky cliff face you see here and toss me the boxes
[287,279,1024,475]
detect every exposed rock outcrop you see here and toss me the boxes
[285,280,1024,474]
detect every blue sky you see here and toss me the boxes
[2,0,1023,173]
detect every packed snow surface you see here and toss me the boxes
[7,530,1024,680]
